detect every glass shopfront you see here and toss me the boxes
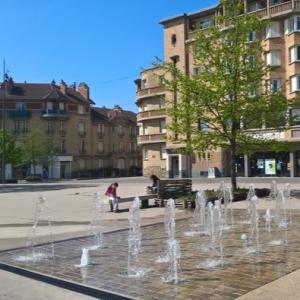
[250,152,290,177]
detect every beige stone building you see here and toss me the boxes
[0,78,141,179]
[136,0,300,178]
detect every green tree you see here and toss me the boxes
[163,0,296,190]
[21,128,56,175]
[0,129,24,165]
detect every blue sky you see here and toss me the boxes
[1,0,217,112]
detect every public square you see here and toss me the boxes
[1,177,300,299]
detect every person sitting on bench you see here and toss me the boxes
[147,174,159,194]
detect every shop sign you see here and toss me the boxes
[251,131,285,140]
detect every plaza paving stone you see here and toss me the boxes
[1,209,300,299]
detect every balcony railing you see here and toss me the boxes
[79,149,87,155]
[137,133,166,145]
[42,109,68,117]
[137,108,166,122]
[9,110,31,118]
[136,86,165,100]
[12,129,28,136]
[46,129,54,136]
[78,131,86,138]
[59,130,66,137]
[97,132,105,139]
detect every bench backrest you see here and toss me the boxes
[157,179,192,199]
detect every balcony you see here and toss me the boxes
[9,110,31,119]
[79,149,87,155]
[137,133,166,145]
[136,86,165,102]
[42,109,69,118]
[78,131,86,138]
[137,108,166,122]
[97,132,105,139]
[46,129,54,136]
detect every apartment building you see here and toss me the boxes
[0,78,141,179]
[136,0,300,178]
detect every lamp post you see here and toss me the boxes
[1,60,6,183]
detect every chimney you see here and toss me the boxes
[60,80,67,94]
[78,82,90,100]
[51,79,56,90]
[69,82,76,91]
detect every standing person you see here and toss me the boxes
[105,182,119,212]
[147,174,160,194]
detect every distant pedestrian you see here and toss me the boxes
[105,182,119,212]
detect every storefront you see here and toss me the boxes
[249,152,290,177]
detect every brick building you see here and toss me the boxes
[0,78,141,179]
[136,0,300,178]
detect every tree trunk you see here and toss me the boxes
[230,144,237,191]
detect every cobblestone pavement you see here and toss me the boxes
[1,210,300,300]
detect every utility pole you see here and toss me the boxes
[1,59,6,183]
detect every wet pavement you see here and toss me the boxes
[0,210,300,300]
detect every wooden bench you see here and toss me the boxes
[109,194,157,211]
[156,179,193,208]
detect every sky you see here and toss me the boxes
[1,0,217,112]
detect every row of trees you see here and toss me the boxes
[163,0,299,190]
[0,128,56,178]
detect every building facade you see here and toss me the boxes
[0,79,141,179]
[136,0,300,178]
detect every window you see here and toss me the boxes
[198,119,209,132]
[98,159,104,168]
[117,158,125,170]
[144,125,149,135]
[47,121,54,132]
[291,109,300,125]
[248,31,256,42]
[16,102,26,111]
[248,2,263,12]
[14,120,27,132]
[171,34,177,46]
[130,126,136,136]
[193,67,201,75]
[249,89,258,97]
[160,145,167,159]
[159,98,165,108]
[79,159,85,169]
[117,125,124,136]
[46,102,53,111]
[118,141,124,152]
[78,105,84,114]
[266,51,281,66]
[78,122,85,133]
[290,45,300,63]
[60,140,65,153]
[160,120,166,133]
[143,148,148,160]
[266,21,280,38]
[80,140,86,152]
[59,102,64,111]
[197,17,213,29]
[97,123,104,134]
[267,79,281,93]
[141,79,147,89]
[285,16,300,35]
[60,121,65,131]
[98,141,104,152]
[291,75,300,92]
